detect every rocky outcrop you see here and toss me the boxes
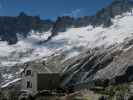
[61,39,133,87]
[51,0,133,34]
[0,12,53,44]
[1,0,133,44]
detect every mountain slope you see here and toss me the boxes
[1,0,133,89]
[1,0,133,45]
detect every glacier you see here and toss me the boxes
[1,11,133,87]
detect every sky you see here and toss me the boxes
[0,0,112,20]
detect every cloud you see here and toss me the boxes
[63,8,83,17]
[71,9,82,17]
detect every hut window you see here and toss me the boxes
[26,70,32,76]
[42,61,46,65]
[27,81,32,88]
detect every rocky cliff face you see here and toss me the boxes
[61,40,133,87]
[1,0,133,44]
[0,12,53,44]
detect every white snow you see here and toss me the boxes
[1,78,21,88]
[2,74,14,80]
[1,11,133,85]
[0,31,54,67]
[27,30,52,42]
[52,13,133,49]
[0,12,133,67]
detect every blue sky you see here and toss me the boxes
[0,0,112,20]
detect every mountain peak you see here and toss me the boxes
[112,0,133,4]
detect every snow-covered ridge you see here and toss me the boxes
[0,31,53,67]
[1,78,21,88]
[0,11,133,67]
[54,12,133,49]
[1,11,133,86]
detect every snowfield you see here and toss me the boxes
[0,12,133,67]
[1,78,21,88]
[1,11,133,87]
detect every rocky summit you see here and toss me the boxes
[1,0,133,45]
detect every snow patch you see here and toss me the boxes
[1,11,133,84]
[0,13,133,67]
[1,78,21,88]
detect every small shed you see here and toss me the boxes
[37,73,60,91]
[21,61,61,95]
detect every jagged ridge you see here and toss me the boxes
[0,0,133,44]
